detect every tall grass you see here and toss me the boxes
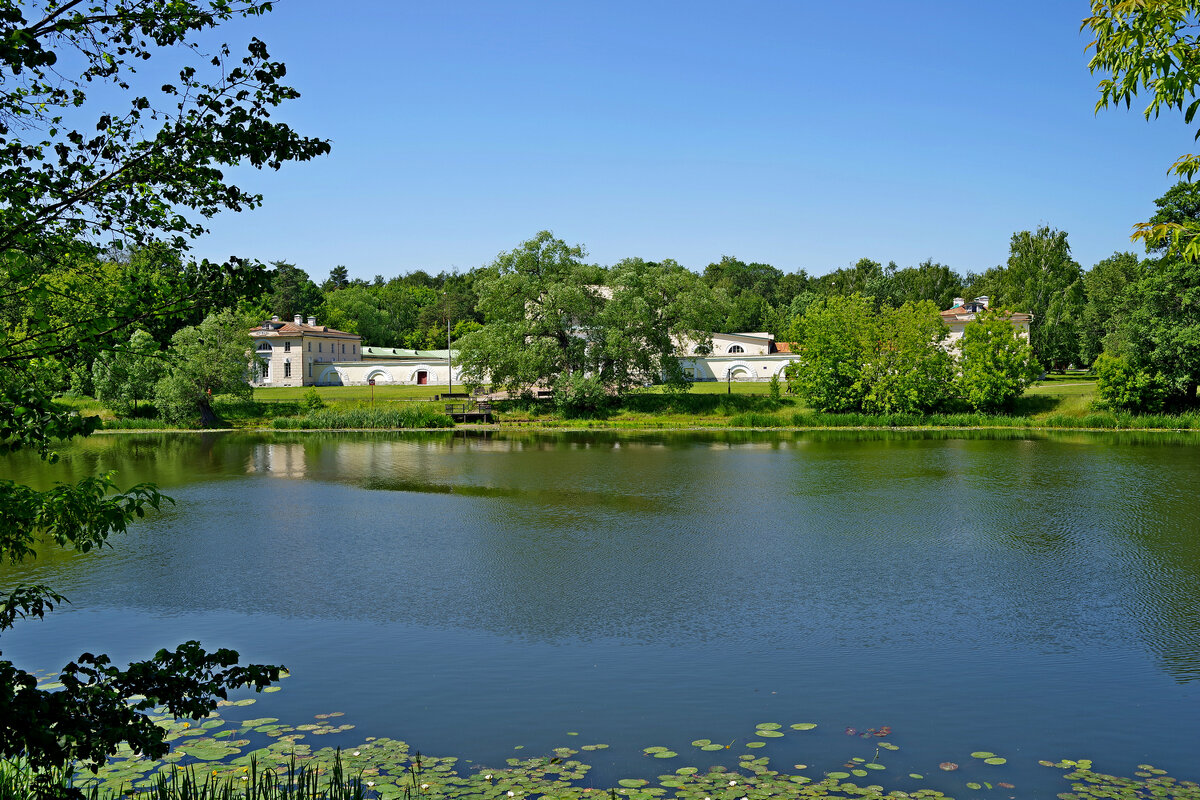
[271,404,453,430]
[724,408,1200,430]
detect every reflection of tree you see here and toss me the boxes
[3,431,1199,680]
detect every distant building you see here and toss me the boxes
[939,296,1032,349]
[678,332,801,382]
[249,315,362,387]
[330,347,464,386]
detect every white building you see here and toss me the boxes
[679,331,800,382]
[939,296,1032,350]
[249,315,363,387]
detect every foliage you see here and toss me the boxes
[596,258,724,394]
[153,311,255,428]
[1080,251,1143,364]
[768,373,782,401]
[302,387,325,412]
[786,295,953,414]
[92,330,167,416]
[269,404,454,429]
[456,232,603,393]
[553,373,610,417]
[1084,1,1200,258]
[859,301,955,414]
[1093,352,1169,411]
[957,311,1042,411]
[0,2,324,792]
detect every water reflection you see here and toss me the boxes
[3,428,1200,785]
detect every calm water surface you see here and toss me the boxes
[2,430,1199,794]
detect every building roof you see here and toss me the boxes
[939,307,1032,324]
[361,346,456,359]
[771,341,797,353]
[250,319,360,339]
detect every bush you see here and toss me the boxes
[1093,352,1169,412]
[957,312,1041,411]
[271,403,453,429]
[554,373,610,417]
[303,387,326,412]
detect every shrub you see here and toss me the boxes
[554,373,609,417]
[1093,352,1169,412]
[303,387,326,412]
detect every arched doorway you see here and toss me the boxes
[416,370,428,385]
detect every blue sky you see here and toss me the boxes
[193,1,1190,281]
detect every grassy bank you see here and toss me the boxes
[56,374,1200,433]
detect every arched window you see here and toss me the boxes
[728,344,744,354]
[256,341,273,353]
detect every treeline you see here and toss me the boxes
[20,182,1200,422]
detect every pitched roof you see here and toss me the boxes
[939,308,1032,324]
[361,346,455,359]
[250,320,360,338]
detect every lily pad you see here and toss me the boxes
[745,742,765,749]
[755,723,781,730]
[966,782,981,790]
[970,751,995,759]
[643,746,668,754]
[789,723,817,731]
[984,757,1007,765]
[690,739,711,747]
[756,730,784,738]
[826,772,849,780]
[879,742,899,751]
[700,744,724,752]
[618,780,648,788]
[909,774,924,780]
[262,686,282,693]
[939,762,959,771]
[653,751,677,759]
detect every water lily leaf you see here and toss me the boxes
[755,723,781,730]
[653,751,677,759]
[826,772,849,779]
[643,746,668,754]
[966,782,981,790]
[618,780,648,788]
[851,769,867,777]
[909,774,924,780]
[700,744,724,752]
[939,762,958,771]
[970,752,995,759]
[864,763,885,770]
[789,723,817,731]
[756,731,783,738]
[675,768,697,775]
[690,740,711,747]
[984,757,1007,765]
[745,742,764,749]
[879,742,899,751]
[262,686,281,693]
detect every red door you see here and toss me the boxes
[417,370,428,385]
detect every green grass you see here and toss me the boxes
[254,384,456,402]
[271,403,454,430]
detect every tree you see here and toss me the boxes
[154,311,255,427]
[1084,1,1200,257]
[784,294,877,412]
[785,295,954,414]
[595,258,725,394]
[456,232,604,393]
[91,329,167,415]
[1079,251,1143,364]
[974,226,1082,365]
[323,265,350,292]
[956,312,1042,412]
[266,262,323,322]
[859,301,955,415]
[0,2,326,788]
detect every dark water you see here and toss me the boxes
[3,430,1200,794]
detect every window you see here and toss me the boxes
[307,342,311,352]
[318,342,322,352]
[284,362,291,378]
[308,361,312,377]
[284,341,291,353]
[684,367,695,379]
[262,361,269,379]
[728,344,744,354]
[341,343,345,354]
[352,344,356,354]
[255,341,272,353]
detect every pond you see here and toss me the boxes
[2,429,1199,796]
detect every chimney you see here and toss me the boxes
[952,297,964,308]
[976,296,990,308]
[293,314,303,324]
[307,316,317,326]
[271,315,280,322]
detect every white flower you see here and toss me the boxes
[366,782,376,788]
[508,792,516,797]
[240,777,248,782]
[420,784,430,790]
[728,781,737,786]
[353,751,361,756]
[484,774,493,780]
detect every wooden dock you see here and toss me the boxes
[444,401,493,423]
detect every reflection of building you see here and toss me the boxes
[679,332,800,382]
[940,296,1032,350]
[249,315,363,387]
[246,443,308,478]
